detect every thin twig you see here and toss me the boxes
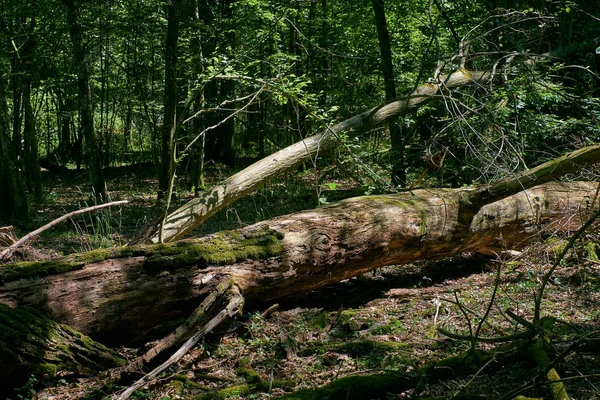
[473,264,502,345]
[0,200,128,261]
[534,206,600,322]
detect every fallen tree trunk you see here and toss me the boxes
[135,69,493,244]
[1,181,596,342]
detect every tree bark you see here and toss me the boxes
[135,69,493,244]
[1,180,597,343]
[23,79,42,202]
[0,71,29,221]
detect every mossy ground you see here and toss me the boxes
[6,166,600,399]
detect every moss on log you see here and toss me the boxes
[0,304,124,393]
[0,224,283,283]
[0,183,596,343]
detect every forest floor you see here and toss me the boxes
[7,164,600,399]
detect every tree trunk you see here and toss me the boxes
[371,0,405,186]
[1,180,597,343]
[135,68,494,244]
[62,0,107,203]
[23,80,42,202]
[158,0,181,202]
[21,8,41,202]
[0,72,29,221]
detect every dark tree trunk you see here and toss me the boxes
[55,92,73,162]
[23,80,42,202]
[0,75,29,221]
[10,53,22,161]
[190,4,206,196]
[372,0,405,187]
[21,10,42,202]
[62,0,107,203]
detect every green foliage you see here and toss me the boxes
[0,0,598,212]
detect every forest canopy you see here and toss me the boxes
[1,0,599,218]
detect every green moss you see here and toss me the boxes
[168,379,185,395]
[0,304,124,387]
[220,384,252,397]
[546,238,568,259]
[0,247,119,282]
[336,310,357,324]
[585,242,599,261]
[309,312,329,330]
[0,226,284,281]
[335,309,361,331]
[34,362,58,377]
[237,366,266,387]
[279,373,413,400]
[142,226,284,272]
[237,357,252,368]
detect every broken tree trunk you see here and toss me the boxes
[134,69,493,244]
[1,181,597,342]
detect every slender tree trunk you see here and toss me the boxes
[190,4,206,196]
[372,0,405,186]
[55,91,73,162]
[319,0,328,106]
[10,53,22,161]
[158,0,181,201]
[124,103,133,163]
[21,11,41,202]
[213,0,236,165]
[22,80,41,202]
[62,0,107,203]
